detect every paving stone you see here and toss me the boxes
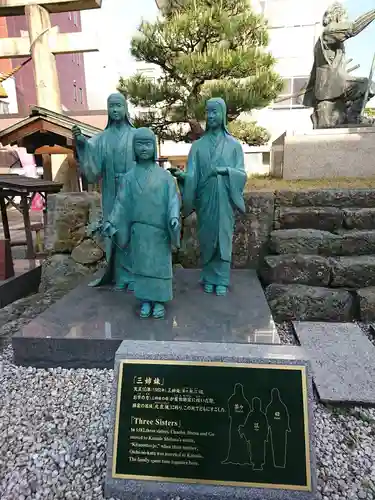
[293,322,375,404]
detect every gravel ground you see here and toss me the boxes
[1,300,375,499]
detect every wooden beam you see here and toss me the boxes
[0,36,30,59]
[35,145,72,154]
[0,30,98,59]
[0,0,101,16]
[49,31,98,55]
[25,4,61,112]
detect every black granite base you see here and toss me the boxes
[12,269,279,369]
[0,259,41,308]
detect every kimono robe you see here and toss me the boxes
[182,131,246,287]
[76,123,136,287]
[109,164,180,303]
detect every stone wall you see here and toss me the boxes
[262,189,375,322]
[41,192,104,292]
[42,189,375,323]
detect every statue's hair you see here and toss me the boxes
[322,2,347,26]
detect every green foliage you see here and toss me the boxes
[228,119,270,146]
[118,0,281,144]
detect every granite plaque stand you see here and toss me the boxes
[105,341,316,500]
[12,269,279,368]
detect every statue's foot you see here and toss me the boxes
[88,278,102,288]
[153,303,165,319]
[113,283,126,291]
[140,302,152,319]
[204,283,214,294]
[216,285,228,296]
[127,282,135,292]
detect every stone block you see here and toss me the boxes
[338,230,375,256]
[293,322,375,405]
[276,206,343,231]
[269,229,341,256]
[265,283,353,322]
[343,208,375,230]
[331,256,375,288]
[357,286,375,322]
[177,192,275,269]
[261,254,331,286]
[105,341,316,500]
[44,191,101,253]
[71,238,104,265]
[39,254,97,293]
[276,189,375,208]
[277,127,375,180]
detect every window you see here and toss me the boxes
[272,76,308,108]
[68,12,72,20]
[259,0,266,14]
[73,83,77,102]
[77,54,80,66]
[0,100,9,114]
[79,87,83,104]
[73,12,78,26]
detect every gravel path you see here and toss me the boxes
[1,298,375,499]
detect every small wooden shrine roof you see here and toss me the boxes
[0,106,101,153]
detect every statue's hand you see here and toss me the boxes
[170,218,180,231]
[168,167,185,179]
[102,221,116,238]
[72,125,86,144]
[216,167,228,175]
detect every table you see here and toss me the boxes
[0,175,63,259]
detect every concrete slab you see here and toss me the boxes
[293,322,375,405]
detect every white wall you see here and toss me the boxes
[2,77,17,114]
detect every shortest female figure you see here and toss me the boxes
[106,127,180,319]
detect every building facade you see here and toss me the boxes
[2,11,88,115]
[250,0,332,138]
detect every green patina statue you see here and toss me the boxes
[72,93,136,290]
[105,127,180,319]
[171,98,246,296]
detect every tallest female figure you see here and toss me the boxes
[72,92,136,290]
[172,98,246,296]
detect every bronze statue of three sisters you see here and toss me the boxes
[72,93,246,319]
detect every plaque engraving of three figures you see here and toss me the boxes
[72,93,246,319]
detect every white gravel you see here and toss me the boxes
[1,319,375,499]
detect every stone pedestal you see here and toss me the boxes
[271,127,375,180]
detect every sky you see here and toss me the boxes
[81,0,375,109]
[344,0,375,78]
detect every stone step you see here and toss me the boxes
[261,254,331,286]
[269,229,375,256]
[265,283,353,322]
[275,206,343,231]
[358,287,375,322]
[331,256,375,288]
[275,206,375,231]
[276,189,375,208]
[262,254,375,289]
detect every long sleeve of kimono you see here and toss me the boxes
[108,177,131,248]
[227,141,247,213]
[168,175,181,248]
[182,143,198,217]
[76,135,102,184]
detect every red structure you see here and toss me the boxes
[5,11,88,115]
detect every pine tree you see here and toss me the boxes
[118,0,282,145]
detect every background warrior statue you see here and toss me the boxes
[303,2,375,128]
